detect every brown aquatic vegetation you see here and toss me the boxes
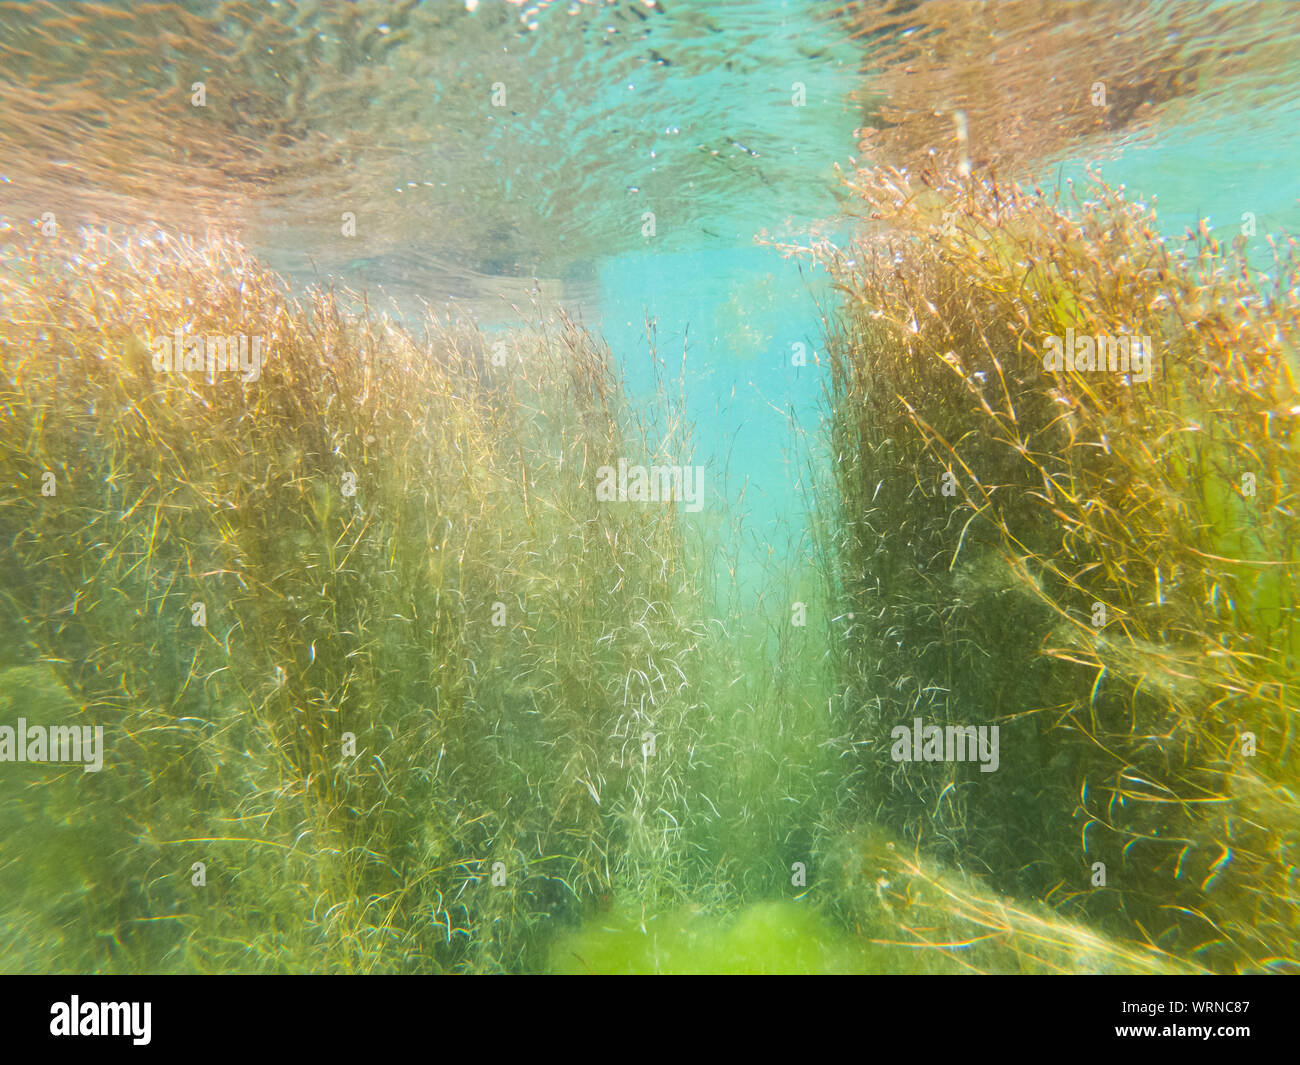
[0,226,711,972]
[0,1,557,281]
[809,163,1299,972]
[827,0,1299,177]
[0,224,902,973]
[826,822,1201,974]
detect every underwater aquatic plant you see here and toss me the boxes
[0,225,871,974]
[548,897,896,976]
[546,819,1201,975]
[812,163,1299,972]
[0,228,714,973]
[823,822,1199,974]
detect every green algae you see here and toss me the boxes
[547,900,912,976]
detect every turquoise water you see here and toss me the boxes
[1,0,1298,974]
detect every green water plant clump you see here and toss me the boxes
[548,898,898,975]
[548,820,1198,975]
[0,227,713,973]
[814,165,1299,972]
